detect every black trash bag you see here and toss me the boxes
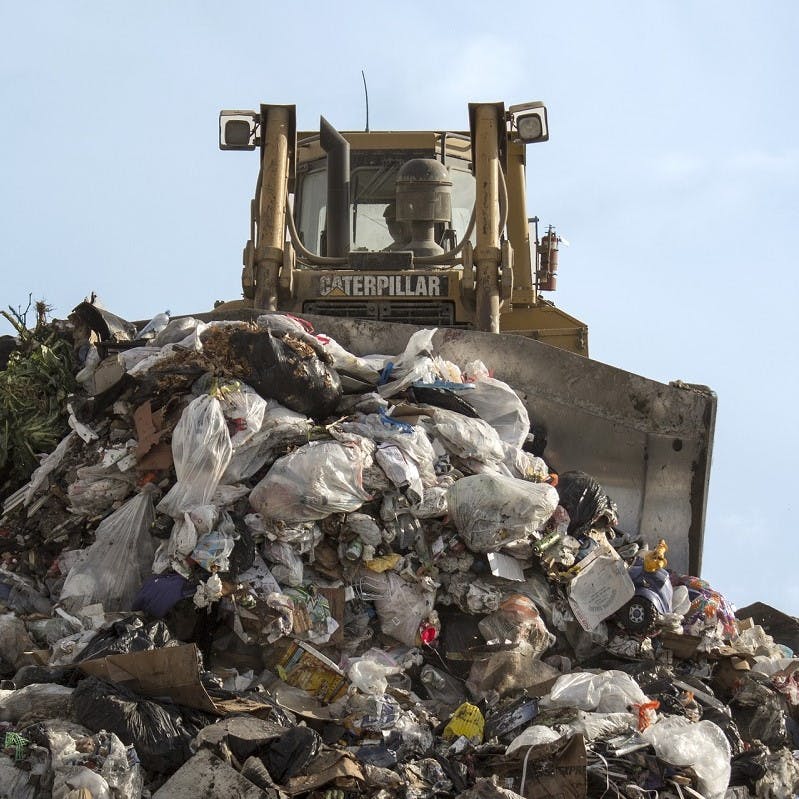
[701,706,744,757]
[555,470,618,534]
[730,674,792,749]
[729,743,769,787]
[77,616,174,662]
[228,328,342,418]
[73,676,211,773]
[12,664,78,689]
[410,384,480,417]
[226,522,256,578]
[262,726,322,783]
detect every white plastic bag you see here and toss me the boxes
[447,474,558,552]
[428,408,506,465]
[377,328,438,398]
[60,487,157,612]
[216,380,267,448]
[376,444,423,500]
[335,413,438,488]
[157,394,233,517]
[317,334,382,385]
[221,398,312,484]
[250,439,373,521]
[462,375,530,449]
[643,716,731,799]
[367,570,437,647]
[540,670,649,714]
[67,464,136,516]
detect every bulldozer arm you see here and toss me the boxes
[205,311,715,576]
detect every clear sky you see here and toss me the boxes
[2,2,798,614]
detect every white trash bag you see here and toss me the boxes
[157,394,233,517]
[250,439,373,521]
[447,474,558,552]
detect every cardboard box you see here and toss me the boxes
[268,638,348,703]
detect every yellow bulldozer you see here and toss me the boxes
[217,101,585,354]
[209,100,715,576]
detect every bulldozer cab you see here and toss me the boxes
[294,134,475,257]
[219,103,588,353]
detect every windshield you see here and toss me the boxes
[295,154,475,256]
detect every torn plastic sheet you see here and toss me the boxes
[60,487,157,613]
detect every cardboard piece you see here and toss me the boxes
[479,733,587,799]
[660,630,702,660]
[79,643,219,713]
[567,553,634,631]
[80,642,279,718]
[284,751,364,795]
[266,638,348,703]
[317,585,346,645]
[133,401,173,470]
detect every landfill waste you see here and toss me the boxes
[0,300,798,798]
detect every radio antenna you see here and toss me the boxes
[361,70,370,132]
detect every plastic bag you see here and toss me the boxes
[447,474,558,552]
[73,676,211,773]
[555,470,618,534]
[376,443,423,501]
[564,710,638,741]
[348,653,402,696]
[47,725,143,799]
[192,530,236,573]
[466,644,561,699]
[67,464,136,516]
[428,408,506,465]
[540,670,650,714]
[157,394,233,518]
[0,683,74,723]
[77,616,174,661]
[643,715,731,799]
[0,571,51,615]
[462,374,530,449]
[366,570,437,647]
[215,380,267,448]
[250,439,373,521]
[317,334,382,386]
[501,443,550,482]
[223,326,342,417]
[60,487,157,613]
[377,328,438,398]
[478,595,555,656]
[221,398,312,484]
[335,412,438,488]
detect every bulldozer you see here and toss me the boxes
[209,100,716,576]
[217,101,584,353]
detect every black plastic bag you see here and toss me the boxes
[262,726,322,783]
[229,328,342,418]
[77,616,174,662]
[555,470,618,534]
[73,676,211,773]
[226,521,256,577]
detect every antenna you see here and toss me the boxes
[361,70,370,132]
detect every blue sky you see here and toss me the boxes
[2,2,798,614]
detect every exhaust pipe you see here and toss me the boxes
[320,116,350,257]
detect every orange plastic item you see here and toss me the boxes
[633,700,660,731]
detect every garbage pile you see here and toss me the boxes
[1,303,798,798]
